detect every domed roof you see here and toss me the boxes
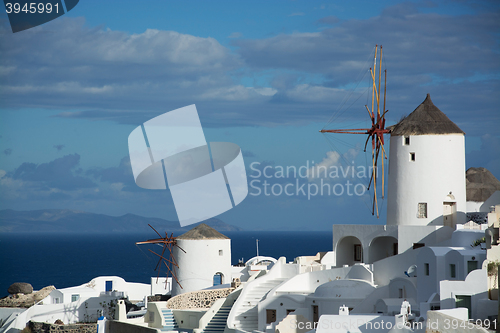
[177,223,229,240]
[314,279,375,299]
[390,94,464,136]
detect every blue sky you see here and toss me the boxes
[0,1,499,230]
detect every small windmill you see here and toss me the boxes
[136,224,186,289]
[320,45,390,218]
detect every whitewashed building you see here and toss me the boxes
[172,223,232,296]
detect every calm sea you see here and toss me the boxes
[0,231,332,297]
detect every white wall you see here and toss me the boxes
[397,225,453,253]
[444,249,486,281]
[150,277,172,296]
[387,134,466,227]
[416,247,457,303]
[373,246,421,287]
[172,239,231,296]
[388,278,417,300]
[451,229,485,248]
[439,269,489,320]
[85,276,150,301]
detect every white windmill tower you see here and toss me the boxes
[386,94,466,227]
[171,223,231,296]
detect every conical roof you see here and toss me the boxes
[176,223,229,240]
[466,167,500,202]
[390,94,464,136]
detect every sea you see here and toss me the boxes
[0,231,332,298]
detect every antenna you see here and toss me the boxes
[256,239,259,257]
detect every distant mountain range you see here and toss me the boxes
[0,209,242,234]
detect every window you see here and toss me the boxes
[450,264,456,278]
[413,243,425,249]
[266,309,276,324]
[53,297,60,304]
[354,244,362,262]
[398,288,404,298]
[219,250,223,256]
[71,294,79,302]
[410,152,416,161]
[424,263,430,276]
[418,203,427,218]
[393,243,398,255]
[286,309,295,315]
[404,136,410,146]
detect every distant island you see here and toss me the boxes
[0,209,242,234]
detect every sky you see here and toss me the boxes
[0,0,499,231]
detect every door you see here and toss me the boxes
[467,261,478,275]
[443,202,456,227]
[455,295,471,317]
[312,305,319,323]
[105,280,113,292]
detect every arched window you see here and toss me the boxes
[213,272,223,286]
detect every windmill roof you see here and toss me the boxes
[389,94,464,136]
[466,167,500,202]
[177,223,229,240]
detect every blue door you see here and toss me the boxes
[213,273,222,286]
[105,281,113,292]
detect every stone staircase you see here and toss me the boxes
[202,305,232,333]
[160,308,179,332]
[229,278,286,332]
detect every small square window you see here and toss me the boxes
[410,152,416,161]
[450,264,456,278]
[424,263,430,276]
[266,309,276,324]
[219,250,223,256]
[71,294,79,302]
[404,136,410,146]
[418,203,427,218]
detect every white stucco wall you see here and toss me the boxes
[466,201,483,213]
[373,247,421,287]
[444,249,486,281]
[439,269,489,320]
[172,238,231,296]
[416,247,458,303]
[86,276,150,301]
[151,277,172,296]
[315,314,398,333]
[451,229,485,248]
[397,225,453,253]
[387,134,466,227]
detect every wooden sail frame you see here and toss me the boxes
[320,45,390,218]
[136,224,186,289]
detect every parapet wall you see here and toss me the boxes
[167,288,233,309]
[29,321,97,333]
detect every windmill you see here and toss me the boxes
[320,45,390,218]
[136,224,186,289]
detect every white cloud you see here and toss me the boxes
[307,148,359,181]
